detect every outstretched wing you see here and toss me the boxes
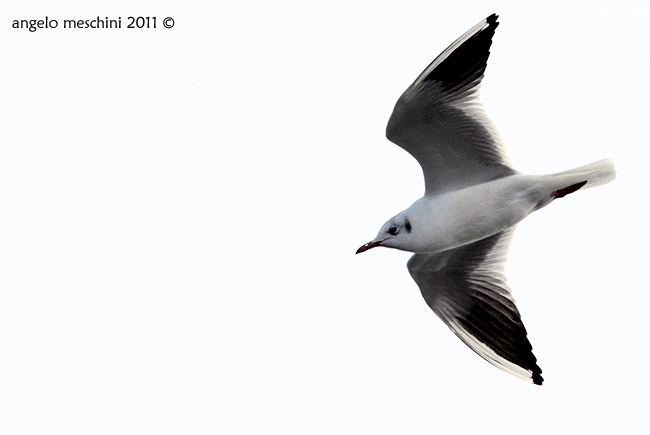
[386,14,516,196]
[407,228,543,385]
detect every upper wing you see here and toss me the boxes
[386,14,516,196]
[407,228,543,385]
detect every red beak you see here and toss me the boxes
[356,239,385,254]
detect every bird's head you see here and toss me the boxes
[356,214,414,254]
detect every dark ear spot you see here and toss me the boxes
[405,219,412,233]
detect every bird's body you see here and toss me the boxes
[356,14,615,385]
[385,174,542,253]
[388,162,613,255]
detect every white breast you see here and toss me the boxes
[406,175,544,253]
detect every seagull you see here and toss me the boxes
[356,13,615,385]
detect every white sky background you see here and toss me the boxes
[1,1,649,433]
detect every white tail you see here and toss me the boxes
[551,159,616,191]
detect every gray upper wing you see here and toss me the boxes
[407,228,543,385]
[386,14,516,196]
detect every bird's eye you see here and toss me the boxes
[388,226,399,235]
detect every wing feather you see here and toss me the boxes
[407,228,543,385]
[386,14,516,195]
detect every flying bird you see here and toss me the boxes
[356,14,615,385]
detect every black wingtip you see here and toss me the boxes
[532,371,544,386]
[419,13,501,94]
